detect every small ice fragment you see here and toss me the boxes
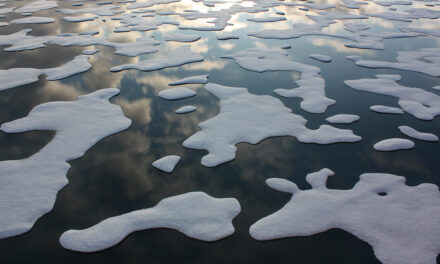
[217,33,239,40]
[398,126,438,142]
[247,17,286,23]
[152,155,181,173]
[281,44,291,49]
[370,105,404,114]
[82,49,99,55]
[373,138,415,151]
[326,114,359,124]
[164,33,201,42]
[176,105,197,114]
[309,54,331,63]
[158,87,196,100]
[169,75,208,86]
[11,16,55,24]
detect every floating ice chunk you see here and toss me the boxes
[0,21,7,27]
[247,17,286,22]
[345,23,369,33]
[82,49,99,55]
[0,55,91,91]
[112,36,160,57]
[374,0,412,6]
[63,15,98,22]
[127,0,179,10]
[223,48,334,113]
[183,83,360,167]
[0,7,14,14]
[176,105,197,114]
[0,89,131,239]
[15,0,57,13]
[370,105,404,114]
[281,44,291,49]
[373,138,415,151]
[398,126,438,142]
[341,0,368,9]
[433,86,440,91]
[216,33,239,40]
[375,74,401,81]
[10,16,55,24]
[250,169,440,264]
[309,54,331,63]
[349,48,440,77]
[364,8,440,22]
[169,75,208,86]
[152,155,181,173]
[164,33,201,42]
[158,87,196,100]
[326,114,359,124]
[57,5,123,16]
[345,75,440,120]
[400,27,440,37]
[60,192,240,252]
[111,46,204,72]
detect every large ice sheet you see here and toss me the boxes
[0,89,131,239]
[250,169,440,264]
[183,83,360,167]
[60,192,241,252]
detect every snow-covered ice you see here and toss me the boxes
[326,114,359,124]
[398,126,438,142]
[164,33,201,42]
[250,169,440,264]
[152,155,181,173]
[373,138,415,151]
[10,16,55,24]
[0,88,131,239]
[183,83,360,167]
[309,54,332,63]
[158,87,196,100]
[370,105,404,114]
[60,192,241,252]
[15,0,57,13]
[176,105,197,114]
[169,75,208,86]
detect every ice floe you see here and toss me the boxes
[309,54,331,63]
[0,88,131,239]
[216,33,239,40]
[348,48,440,77]
[176,105,197,114]
[183,83,360,167]
[250,169,440,264]
[169,75,208,86]
[223,48,334,113]
[326,114,359,124]
[345,75,440,120]
[370,105,404,114]
[152,155,181,173]
[111,45,204,72]
[57,5,123,16]
[164,33,201,42]
[63,15,98,22]
[10,16,55,24]
[15,0,57,14]
[158,87,196,100]
[60,192,240,252]
[247,17,286,23]
[0,55,91,91]
[373,138,415,151]
[398,126,438,142]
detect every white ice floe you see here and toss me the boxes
[159,87,196,100]
[10,16,55,24]
[111,46,204,72]
[152,155,181,173]
[82,49,99,55]
[0,55,91,91]
[250,169,440,264]
[373,138,415,151]
[127,0,179,10]
[169,75,208,86]
[247,17,286,23]
[326,114,359,124]
[112,14,178,32]
[216,33,239,40]
[434,86,440,91]
[112,36,160,57]
[63,15,98,22]
[60,192,240,252]
[398,125,438,142]
[57,5,123,16]
[176,105,197,114]
[0,21,8,27]
[341,0,368,9]
[345,75,440,120]
[15,0,57,13]
[183,83,360,167]
[364,8,440,22]
[370,105,404,114]
[164,33,201,42]
[348,48,440,77]
[374,0,412,6]
[0,89,131,239]
[223,48,334,113]
[309,54,331,63]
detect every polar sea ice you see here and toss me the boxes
[0,88,131,239]
[373,138,415,151]
[326,114,359,124]
[60,192,241,252]
[152,155,181,173]
[158,87,196,100]
[183,83,360,167]
[250,169,440,264]
[398,126,438,142]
